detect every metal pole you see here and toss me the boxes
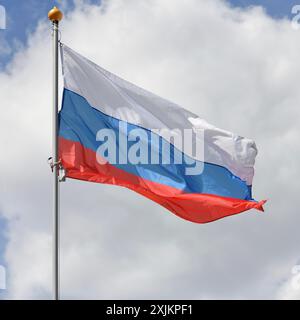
[48,6,63,301]
[52,20,59,301]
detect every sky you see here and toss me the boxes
[0,0,297,68]
[0,0,300,299]
[0,0,100,68]
[229,0,298,18]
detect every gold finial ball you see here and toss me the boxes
[48,6,63,22]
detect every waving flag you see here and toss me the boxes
[58,44,265,223]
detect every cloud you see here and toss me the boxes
[0,0,299,299]
[276,264,300,299]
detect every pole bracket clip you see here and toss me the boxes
[47,157,66,182]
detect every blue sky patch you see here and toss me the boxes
[228,0,296,19]
[0,0,100,68]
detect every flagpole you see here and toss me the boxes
[48,6,63,301]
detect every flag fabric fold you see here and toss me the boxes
[58,44,265,223]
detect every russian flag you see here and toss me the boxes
[58,44,265,223]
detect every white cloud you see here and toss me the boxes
[0,0,299,299]
[275,264,300,299]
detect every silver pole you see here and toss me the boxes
[52,19,60,301]
[48,5,63,301]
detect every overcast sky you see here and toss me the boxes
[0,0,300,299]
